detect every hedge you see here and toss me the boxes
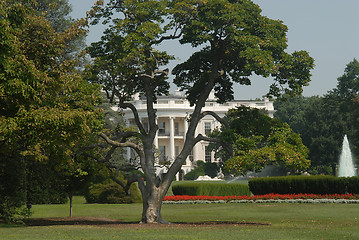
[172,182,251,196]
[249,176,359,195]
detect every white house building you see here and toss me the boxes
[120,90,275,180]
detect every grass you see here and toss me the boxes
[1,196,359,240]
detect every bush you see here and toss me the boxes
[0,198,30,223]
[85,181,141,204]
[172,182,251,196]
[184,161,219,180]
[249,176,359,195]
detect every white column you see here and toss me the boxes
[193,120,202,162]
[183,117,189,165]
[154,117,158,148]
[183,117,188,140]
[169,116,175,162]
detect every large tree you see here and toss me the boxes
[87,0,314,223]
[0,2,102,221]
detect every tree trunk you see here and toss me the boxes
[69,194,73,217]
[141,186,167,223]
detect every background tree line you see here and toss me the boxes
[274,59,359,175]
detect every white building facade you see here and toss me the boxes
[122,90,275,180]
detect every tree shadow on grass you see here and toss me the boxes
[24,217,136,226]
[24,217,270,227]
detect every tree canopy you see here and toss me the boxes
[172,0,314,104]
[0,1,102,161]
[0,1,102,221]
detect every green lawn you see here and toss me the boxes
[1,196,358,240]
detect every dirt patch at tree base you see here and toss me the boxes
[24,217,270,228]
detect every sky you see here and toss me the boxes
[68,0,359,100]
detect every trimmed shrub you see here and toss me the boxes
[85,181,141,204]
[249,176,359,195]
[172,182,251,196]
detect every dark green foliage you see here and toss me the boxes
[183,168,205,181]
[26,161,67,204]
[183,161,219,180]
[0,153,28,223]
[336,58,359,99]
[209,106,309,176]
[172,183,251,196]
[274,96,354,171]
[0,199,30,223]
[249,176,359,195]
[85,182,141,204]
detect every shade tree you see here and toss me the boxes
[86,0,314,223]
[0,2,102,221]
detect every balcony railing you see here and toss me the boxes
[158,131,185,137]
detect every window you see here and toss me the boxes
[158,121,166,135]
[175,146,179,157]
[174,122,179,135]
[189,151,193,162]
[159,145,166,155]
[205,146,212,163]
[159,146,167,163]
[204,122,211,135]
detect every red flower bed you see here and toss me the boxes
[163,193,359,202]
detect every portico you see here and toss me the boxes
[122,90,275,180]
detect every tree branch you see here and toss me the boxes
[112,131,142,142]
[99,132,142,156]
[118,101,146,134]
[199,111,229,129]
[193,134,223,145]
[150,29,182,45]
[193,134,232,156]
[113,168,127,191]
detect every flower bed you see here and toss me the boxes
[163,193,359,204]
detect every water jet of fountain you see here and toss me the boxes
[338,135,356,177]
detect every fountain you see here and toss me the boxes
[338,135,356,177]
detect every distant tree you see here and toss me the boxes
[11,0,87,64]
[0,2,102,221]
[87,0,314,223]
[334,58,359,99]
